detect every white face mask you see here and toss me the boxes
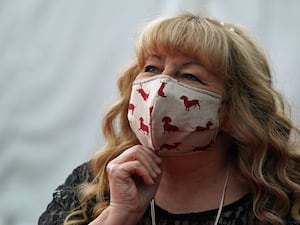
[127,75,222,155]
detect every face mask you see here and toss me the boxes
[127,75,222,155]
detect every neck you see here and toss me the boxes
[155,133,247,213]
[157,147,229,198]
[159,133,231,189]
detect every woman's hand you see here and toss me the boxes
[104,145,162,224]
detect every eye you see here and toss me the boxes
[180,73,206,85]
[144,65,161,74]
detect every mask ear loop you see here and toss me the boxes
[212,129,219,144]
[213,99,225,143]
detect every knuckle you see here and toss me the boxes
[124,146,140,158]
[128,145,139,153]
[132,160,141,167]
[106,161,117,175]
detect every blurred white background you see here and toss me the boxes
[0,0,299,224]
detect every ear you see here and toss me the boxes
[218,103,232,133]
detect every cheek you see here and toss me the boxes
[135,73,154,81]
[135,73,144,80]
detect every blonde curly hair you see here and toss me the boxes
[64,12,300,225]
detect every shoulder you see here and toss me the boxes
[52,162,94,207]
[52,161,94,207]
[38,162,94,225]
[64,161,94,186]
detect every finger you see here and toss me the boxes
[112,145,161,165]
[128,146,162,177]
[138,145,162,165]
[107,160,155,185]
[112,145,162,177]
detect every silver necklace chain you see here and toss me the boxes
[150,164,230,225]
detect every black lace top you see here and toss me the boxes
[140,195,254,225]
[38,163,300,225]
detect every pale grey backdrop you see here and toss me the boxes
[0,1,299,225]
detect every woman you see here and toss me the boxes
[39,13,300,225]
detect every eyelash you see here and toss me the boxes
[143,65,206,85]
[144,65,160,73]
[180,73,206,85]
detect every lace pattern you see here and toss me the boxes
[138,194,255,225]
[38,163,93,225]
[38,162,300,225]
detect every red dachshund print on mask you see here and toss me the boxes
[162,116,179,134]
[180,95,200,111]
[137,86,149,101]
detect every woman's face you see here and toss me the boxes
[136,52,231,132]
[136,53,225,96]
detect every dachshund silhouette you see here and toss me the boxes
[191,143,211,152]
[192,140,214,152]
[162,116,179,133]
[194,121,214,131]
[139,117,149,135]
[180,95,200,111]
[128,103,135,115]
[160,142,181,150]
[137,87,149,101]
[157,81,167,97]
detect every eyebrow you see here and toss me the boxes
[145,55,206,70]
[145,54,163,61]
[182,61,202,66]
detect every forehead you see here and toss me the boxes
[144,52,199,63]
[136,34,228,79]
[133,14,235,87]
[138,46,225,82]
